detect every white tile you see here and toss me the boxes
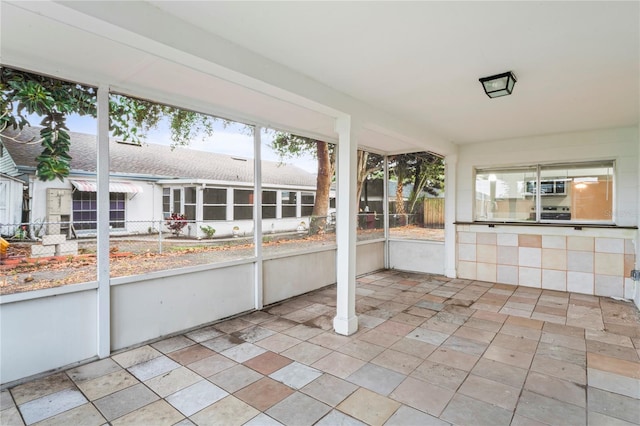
[1,390,14,411]
[477,245,496,263]
[316,410,367,426]
[595,238,624,254]
[358,315,386,329]
[244,413,284,426]
[497,246,518,266]
[477,262,496,282]
[166,380,228,417]
[19,389,87,425]
[542,270,566,291]
[185,326,224,343]
[594,275,623,298]
[587,369,640,399]
[408,328,449,345]
[458,232,476,244]
[457,261,476,280]
[220,343,266,363]
[567,236,594,252]
[128,356,180,381]
[594,253,624,276]
[542,235,566,249]
[624,278,636,300]
[567,251,594,273]
[269,362,322,389]
[497,233,518,246]
[458,244,476,262]
[519,267,541,288]
[567,271,594,295]
[497,265,518,285]
[519,247,541,268]
[624,239,635,254]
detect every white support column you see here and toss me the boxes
[253,126,263,310]
[383,155,390,269]
[96,85,110,358]
[333,116,359,335]
[276,191,282,219]
[444,153,458,278]
[634,123,640,308]
[226,188,234,220]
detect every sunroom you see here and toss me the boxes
[0,2,638,423]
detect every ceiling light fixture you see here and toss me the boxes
[479,71,517,98]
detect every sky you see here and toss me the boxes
[56,113,319,174]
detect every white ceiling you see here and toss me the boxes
[2,1,638,155]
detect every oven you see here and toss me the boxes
[540,206,571,220]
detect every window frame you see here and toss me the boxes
[301,191,315,217]
[262,190,277,219]
[282,191,298,218]
[72,191,126,231]
[202,187,227,221]
[233,188,254,220]
[474,160,616,225]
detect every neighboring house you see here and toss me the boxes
[0,173,26,236]
[0,127,320,238]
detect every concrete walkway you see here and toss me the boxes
[2,270,639,425]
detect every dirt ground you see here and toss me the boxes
[1,225,443,295]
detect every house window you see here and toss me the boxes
[173,188,181,215]
[234,189,253,220]
[72,191,125,230]
[184,186,196,221]
[262,190,277,219]
[162,188,171,218]
[282,191,297,218]
[203,187,226,220]
[301,192,314,216]
[475,161,614,223]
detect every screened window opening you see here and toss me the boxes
[162,188,171,218]
[262,190,277,219]
[172,188,181,216]
[184,187,196,221]
[282,191,297,218]
[203,187,227,220]
[234,189,253,220]
[301,192,315,216]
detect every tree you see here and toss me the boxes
[271,132,335,234]
[389,153,413,218]
[389,152,445,222]
[356,151,384,209]
[1,67,218,181]
[271,132,386,234]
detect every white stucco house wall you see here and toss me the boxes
[0,126,321,239]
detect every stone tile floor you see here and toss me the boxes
[2,270,640,425]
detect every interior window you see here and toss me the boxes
[475,161,614,223]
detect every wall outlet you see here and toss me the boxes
[631,270,640,281]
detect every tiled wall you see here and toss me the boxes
[456,226,636,298]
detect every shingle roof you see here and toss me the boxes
[1,126,317,187]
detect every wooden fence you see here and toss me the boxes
[423,198,445,228]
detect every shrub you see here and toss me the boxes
[200,225,216,238]
[166,213,187,236]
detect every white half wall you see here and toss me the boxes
[0,289,98,384]
[263,250,337,306]
[389,240,445,275]
[110,264,255,350]
[357,241,385,276]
